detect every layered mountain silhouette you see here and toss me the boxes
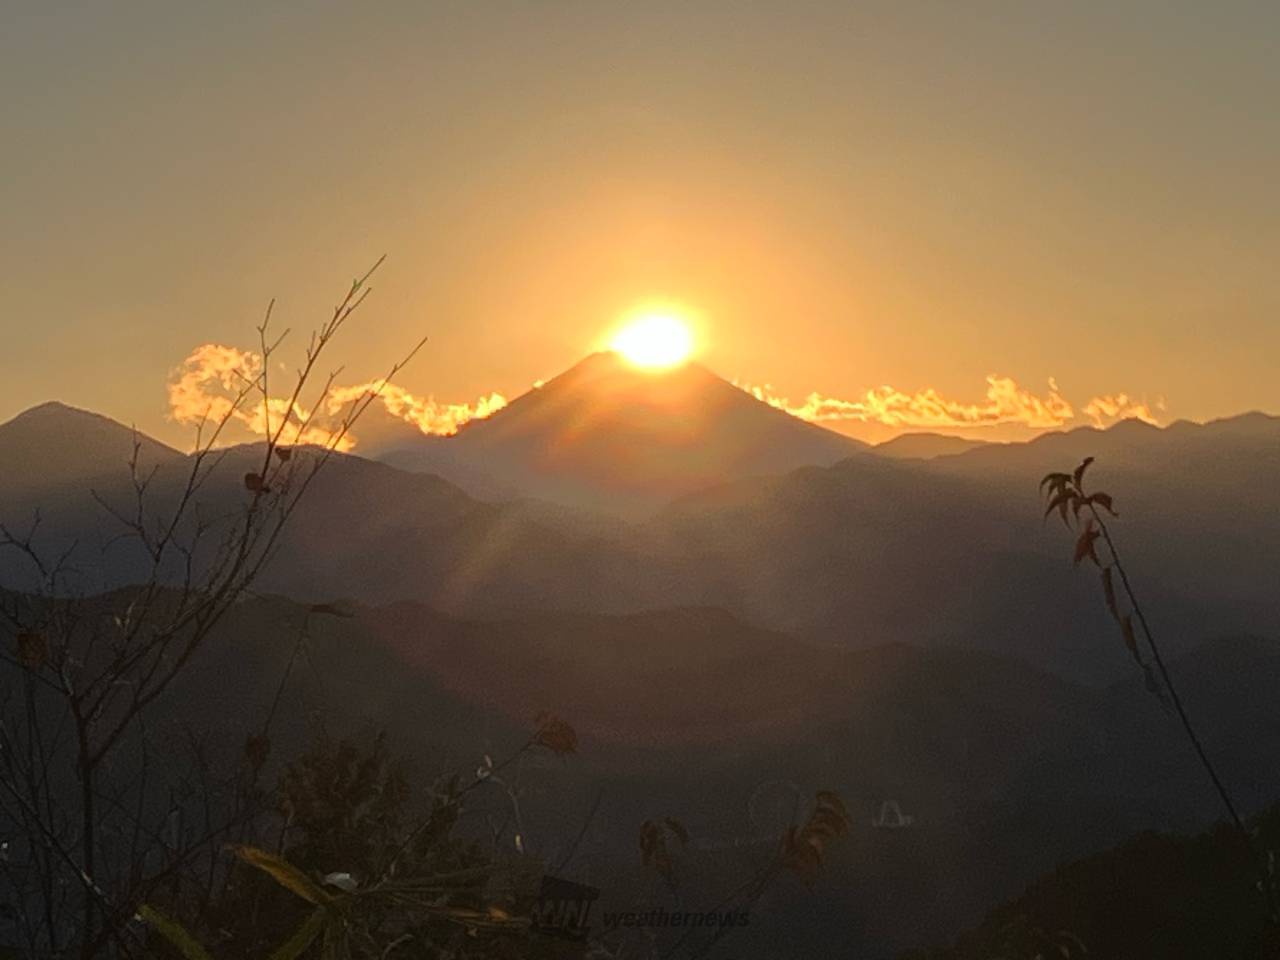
[378,351,869,516]
[872,432,991,459]
[2,390,1278,682]
[4,387,1280,957]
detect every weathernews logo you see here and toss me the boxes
[532,875,600,941]
[600,908,750,930]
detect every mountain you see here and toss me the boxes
[873,432,991,459]
[0,401,672,617]
[379,351,869,517]
[930,410,1280,484]
[0,401,181,496]
[4,400,1280,685]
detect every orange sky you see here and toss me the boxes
[2,3,1277,448]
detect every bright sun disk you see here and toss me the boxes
[609,313,694,369]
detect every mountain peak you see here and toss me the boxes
[8,399,96,423]
[381,351,867,517]
[0,401,181,492]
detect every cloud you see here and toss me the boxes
[167,343,506,451]
[169,341,1158,451]
[324,381,507,437]
[1081,393,1163,428]
[735,375,1161,431]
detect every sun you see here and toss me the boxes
[609,312,695,369]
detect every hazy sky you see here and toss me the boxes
[2,1,1277,446]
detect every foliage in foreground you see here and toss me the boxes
[136,723,850,960]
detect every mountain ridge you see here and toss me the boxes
[378,351,870,516]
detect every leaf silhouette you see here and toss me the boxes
[1073,521,1100,567]
[268,908,326,960]
[1090,491,1117,516]
[1120,615,1140,661]
[244,734,270,772]
[532,714,577,755]
[663,817,690,847]
[783,790,852,885]
[639,819,675,881]
[1044,491,1074,525]
[1143,662,1164,699]
[137,905,214,960]
[308,603,353,618]
[1040,471,1071,493]
[16,632,47,670]
[1073,456,1094,487]
[1101,567,1120,620]
[230,844,333,905]
[275,446,293,462]
[243,472,269,493]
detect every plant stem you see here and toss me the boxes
[1090,505,1278,922]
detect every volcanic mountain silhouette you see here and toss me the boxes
[380,351,868,516]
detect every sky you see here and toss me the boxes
[2,1,1278,447]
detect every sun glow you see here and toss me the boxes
[609,312,695,369]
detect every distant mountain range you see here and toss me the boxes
[1,363,1278,683]
[4,367,1280,957]
[872,432,991,459]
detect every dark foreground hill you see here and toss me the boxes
[903,805,1280,960]
[58,592,1279,958]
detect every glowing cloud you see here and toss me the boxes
[167,343,507,450]
[736,375,1161,431]
[169,341,1158,452]
[324,380,508,436]
[166,343,350,449]
[1082,393,1163,428]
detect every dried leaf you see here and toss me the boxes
[1120,615,1140,661]
[308,603,353,618]
[783,791,852,886]
[1090,492,1117,516]
[639,820,675,881]
[244,734,270,772]
[267,908,326,960]
[1044,491,1074,525]
[1101,567,1120,620]
[275,446,293,462]
[1073,521,1100,567]
[243,472,269,493]
[1073,457,1095,487]
[137,905,214,960]
[532,714,577,755]
[1143,663,1164,699]
[16,632,47,670]
[1040,472,1071,493]
[230,845,332,905]
[663,817,690,847]
[639,820,659,860]
[1151,673,1172,709]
